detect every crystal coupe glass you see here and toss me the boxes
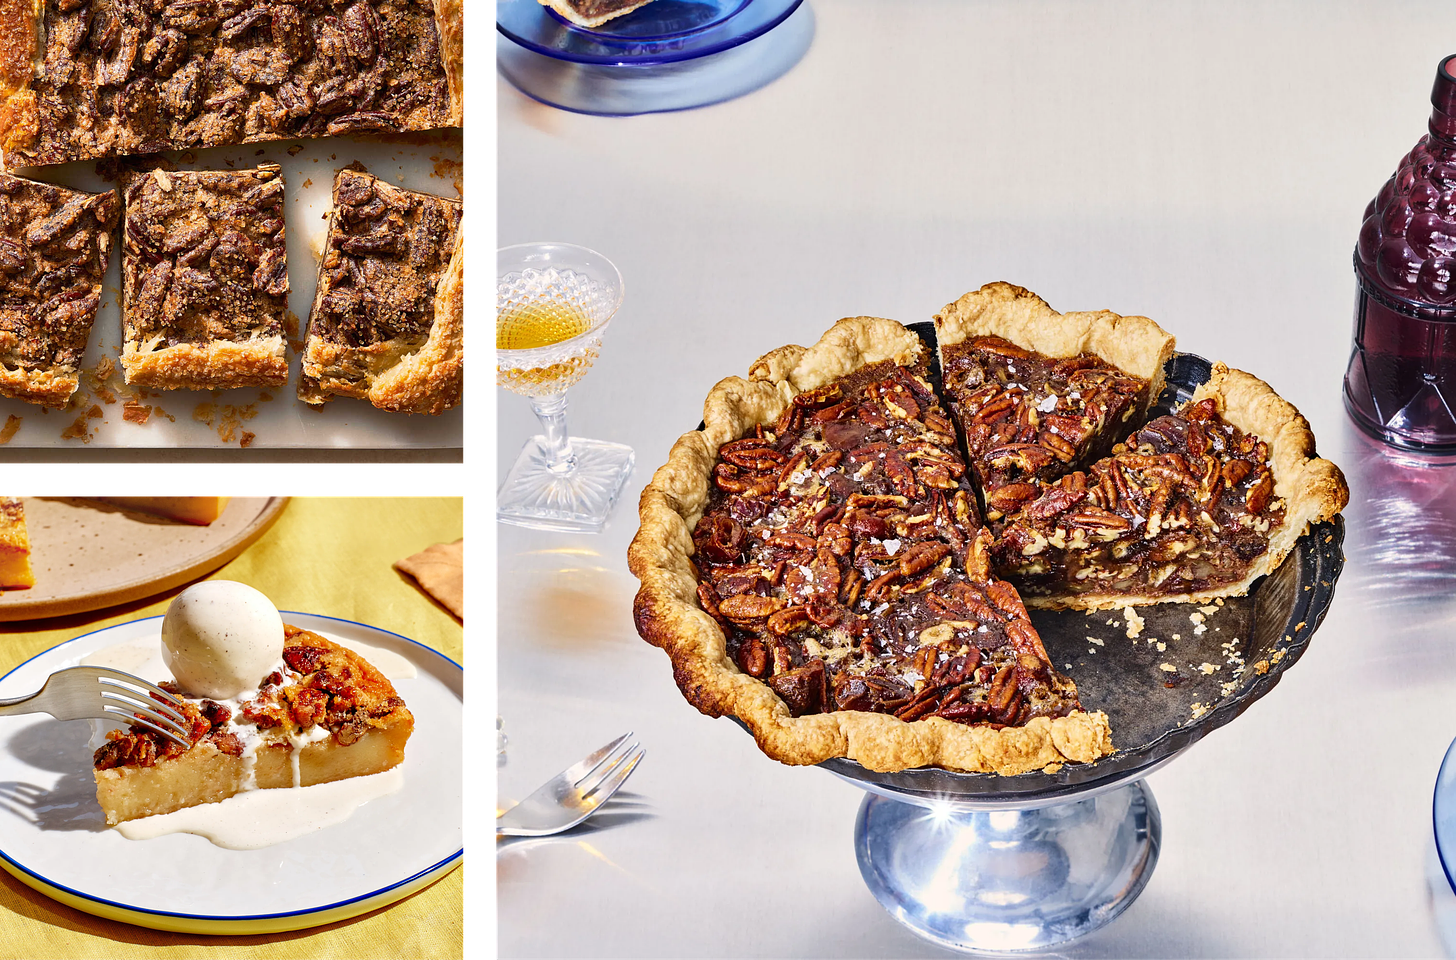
[497,243,634,533]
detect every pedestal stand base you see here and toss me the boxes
[853,780,1160,953]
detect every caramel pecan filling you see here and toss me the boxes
[941,336,1149,522]
[694,360,1084,727]
[994,398,1286,600]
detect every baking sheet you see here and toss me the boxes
[1,131,463,449]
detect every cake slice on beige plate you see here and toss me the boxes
[96,497,230,526]
[0,497,33,589]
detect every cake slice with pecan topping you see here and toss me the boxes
[995,365,1347,610]
[935,283,1176,524]
[92,626,412,825]
[632,317,1112,775]
[120,165,289,389]
[0,174,118,407]
[298,169,463,414]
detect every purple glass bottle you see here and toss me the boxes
[1345,54,1456,453]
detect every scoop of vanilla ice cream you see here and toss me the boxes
[161,581,285,699]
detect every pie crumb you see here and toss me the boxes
[1199,662,1219,674]
[0,414,19,444]
[1159,663,1177,672]
[1122,606,1144,638]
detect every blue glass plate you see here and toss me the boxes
[1432,734,1456,896]
[497,0,802,66]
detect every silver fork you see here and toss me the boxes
[0,667,191,747]
[497,732,645,838]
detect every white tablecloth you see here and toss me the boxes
[498,3,1456,954]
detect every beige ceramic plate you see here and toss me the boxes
[0,498,288,621]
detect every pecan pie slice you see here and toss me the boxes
[936,283,1176,524]
[0,174,118,407]
[631,318,1112,775]
[539,0,657,28]
[996,364,1348,610]
[93,627,412,825]
[121,166,288,389]
[298,169,463,414]
[0,497,33,589]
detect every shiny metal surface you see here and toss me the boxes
[853,782,1160,953]
[497,732,645,837]
[0,667,190,748]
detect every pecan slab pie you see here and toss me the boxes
[0,0,463,167]
[538,0,657,28]
[298,169,463,414]
[630,290,1348,775]
[0,174,118,407]
[121,165,288,389]
[93,627,412,825]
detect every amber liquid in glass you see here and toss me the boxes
[496,301,592,350]
[496,300,600,396]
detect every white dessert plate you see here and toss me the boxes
[0,612,462,934]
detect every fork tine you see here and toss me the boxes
[98,686,188,726]
[574,739,641,798]
[580,746,644,807]
[93,672,187,724]
[100,695,192,740]
[561,732,633,783]
[106,709,192,748]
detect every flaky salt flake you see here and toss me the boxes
[883,539,901,556]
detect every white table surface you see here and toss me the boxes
[496,2,1456,955]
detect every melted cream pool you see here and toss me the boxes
[115,768,405,849]
[80,631,416,848]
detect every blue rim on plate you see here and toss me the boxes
[1433,734,1456,896]
[0,613,463,934]
[497,0,802,65]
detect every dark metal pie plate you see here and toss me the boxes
[718,326,1346,803]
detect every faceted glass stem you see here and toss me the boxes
[530,392,577,474]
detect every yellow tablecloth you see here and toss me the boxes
[0,498,464,960]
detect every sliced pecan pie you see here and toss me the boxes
[631,318,1113,775]
[121,166,288,389]
[0,174,118,407]
[995,365,1347,609]
[936,283,1176,524]
[298,169,463,414]
[631,290,1347,776]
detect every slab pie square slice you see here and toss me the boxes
[93,627,412,825]
[0,174,118,408]
[121,166,289,390]
[0,0,463,167]
[629,317,1112,776]
[935,282,1176,524]
[96,497,230,525]
[994,364,1348,610]
[298,169,463,414]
